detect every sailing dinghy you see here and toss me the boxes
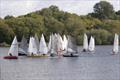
[18,36,28,56]
[4,36,18,59]
[88,36,95,53]
[63,36,79,57]
[49,34,58,57]
[112,33,119,55]
[83,33,88,52]
[56,34,64,55]
[39,34,49,57]
[27,37,38,57]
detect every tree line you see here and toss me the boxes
[0,1,120,46]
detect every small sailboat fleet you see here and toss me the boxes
[112,33,119,54]
[27,34,49,57]
[3,33,119,59]
[49,33,64,57]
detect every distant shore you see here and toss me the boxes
[0,42,10,47]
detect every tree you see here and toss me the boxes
[4,15,14,19]
[116,10,120,15]
[93,1,115,19]
[0,20,14,44]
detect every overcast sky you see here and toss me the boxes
[0,0,120,18]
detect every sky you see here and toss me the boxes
[0,0,120,18]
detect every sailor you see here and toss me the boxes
[31,53,34,56]
[70,53,73,56]
[9,53,12,56]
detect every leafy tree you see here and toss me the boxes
[116,10,120,15]
[4,15,14,19]
[0,20,14,44]
[93,1,115,19]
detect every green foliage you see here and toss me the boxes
[93,1,115,19]
[0,3,120,45]
[0,20,14,44]
[4,15,14,19]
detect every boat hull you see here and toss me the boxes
[18,53,27,56]
[63,54,79,57]
[82,49,88,52]
[4,56,18,59]
[27,54,49,58]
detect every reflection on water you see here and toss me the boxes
[0,46,120,80]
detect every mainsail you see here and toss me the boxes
[19,36,28,54]
[83,33,88,51]
[49,33,57,54]
[57,34,64,54]
[39,34,48,54]
[35,34,39,53]
[67,36,77,53]
[28,37,38,55]
[8,36,18,56]
[63,35,68,51]
[48,35,51,52]
[113,33,119,54]
[88,36,95,52]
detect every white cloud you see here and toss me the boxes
[0,0,119,18]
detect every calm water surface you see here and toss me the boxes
[0,46,120,80]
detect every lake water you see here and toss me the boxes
[0,46,120,80]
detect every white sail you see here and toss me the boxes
[8,36,18,56]
[19,36,28,53]
[28,37,33,54]
[88,36,95,52]
[57,34,64,51]
[83,33,88,51]
[56,34,64,55]
[63,35,68,50]
[50,34,57,54]
[66,36,77,53]
[39,34,48,54]
[32,37,38,54]
[35,34,39,53]
[113,33,119,54]
[28,37,38,55]
[48,35,51,52]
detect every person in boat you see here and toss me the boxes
[31,53,34,56]
[70,53,73,57]
[42,54,46,56]
[57,48,63,56]
[83,48,88,52]
[9,53,13,56]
